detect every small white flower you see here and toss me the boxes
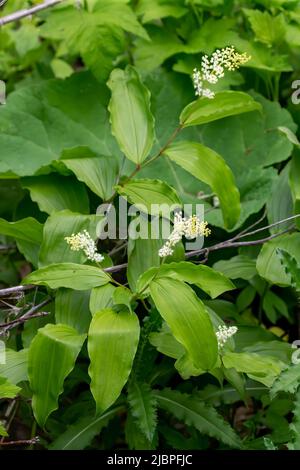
[158,213,211,258]
[192,46,251,99]
[216,325,238,349]
[65,230,104,263]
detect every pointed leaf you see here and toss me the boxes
[107,66,155,164]
[163,141,240,228]
[55,288,92,334]
[115,178,181,216]
[28,324,86,427]
[88,308,140,414]
[23,263,110,290]
[180,91,261,127]
[149,277,218,370]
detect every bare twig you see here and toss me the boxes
[0,297,52,335]
[0,311,49,329]
[0,0,63,27]
[0,244,15,252]
[186,228,293,259]
[0,436,39,446]
[0,284,34,297]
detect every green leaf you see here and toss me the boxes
[128,380,157,442]
[155,388,242,449]
[23,263,111,290]
[107,66,155,164]
[136,0,187,23]
[39,210,103,267]
[88,308,140,414]
[28,323,86,427]
[0,377,21,399]
[61,147,118,201]
[271,364,300,398]
[113,286,133,313]
[277,249,300,290]
[49,405,123,450]
[256,233,300,286]
[89,284,116,315]
[22,174,89,215]
[0,349,28,384]
[149,277,218,370]
[180,92,261,127]
[223,352,284,387]
[0,72,118,177]
[115,179,181,217]
[213,255,257,280]
[244,9,286,46]
[0,217,43,265]
[137,261,235,298]
[55,288,92,334]
[163,141,240,228]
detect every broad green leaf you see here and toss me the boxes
[61,147,118,201]
[270,364,300,398]
[163,141,240,228]
[180,91,261,127]
[127,233,163,292]
[23,263,111,290]
[107,66,155,164]
[113,286,133,313]
[136,0,187,23]
[128,381,157,442]
[213,255,257,280]
[55,288,92,334]
[223,352,284,387]
[88,308,140,414]
[89,284,115,315]
[0,217,43,265]
[115,179,181,217]
[0,377,21,399]
[290,154,300,229]
[263,290,289,323]
[0,349,28,384]
[155,388,242,449]
[22,174,89,215]
[149,322,185,360]
[40,1,147,80]
[28,324,86,427]
[256,233,300,286]
[137,261,235,298]
[149,277,218,370]
[39,210,103,267]
[244,9,286,46]
[49,405,124,450]
[0,72,118,177]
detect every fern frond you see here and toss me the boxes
[128,380,157,442]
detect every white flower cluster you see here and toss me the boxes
[159,213,211,258]
[193,46,251,99]
[65,230,104,263]
[216,325,238,349]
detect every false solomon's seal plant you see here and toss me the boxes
[0,16,299,447]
